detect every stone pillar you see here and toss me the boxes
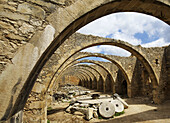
[5,110,23,123]
[112,83,116,94]
[127,84,132,98]
[103,81,106,93]
[152,87,161,104]
[97,76,103,92]
[23,82,47,122]
[47,91,53,107]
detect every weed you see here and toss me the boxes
[47,107,52,110]
[47,120,50,123]
[115,110,125,116]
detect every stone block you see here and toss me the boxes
[19,22,34,34]
[47,7,74,34]
[31,25,55,55]
[28,101,45,109]
[30,19,42,26]
[0,21,18,34]
[26,0,56,12]
[5,33,26,41]
[32,82,45,93]
[17,3,45,19]
[8,2,18,6]
[50,0,65,5]
[0,0,7,4]
[0,4,16,11]
[86,108,93,120]
[0,11,30,21]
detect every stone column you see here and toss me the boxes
[23,82,47,122]
[5,111,23,123]
[127,84,132,98]
[152,87,161,104]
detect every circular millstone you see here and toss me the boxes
[117,97,129,109]
[111,100,124,112]
[99,101,115,118]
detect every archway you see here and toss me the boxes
[57,60,116,93]
[122,80,128,97]
[1,0,170,120]
[56,64,105,91]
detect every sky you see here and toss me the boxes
[77,57,111,62]
[77,12,170,59]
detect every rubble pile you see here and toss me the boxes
[53,84,91,103]
[53,85,128,121]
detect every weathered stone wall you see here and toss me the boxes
[130,59,152,98]
[0,0,78,73]
[0,0,170,122]
[0,0,76,120]
[158,45,170,101]
[62,75,80,85]
[0,0,46,73]
[115,69,127,96]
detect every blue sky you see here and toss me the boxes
[77,57,111,62]
[77,12,170,58]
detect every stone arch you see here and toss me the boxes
[59,64,102,89]
[75,64,104,90]
[51,54,133,96]
[57,61,108,91]
[75,72,89,87]
[74,74,86,87]
[62,68,91,87]
[54,52,132,87]
[74,66,97,89]
[59,61,108,91]
[73,74,83,85]
[25,1,170,103]
[55,64,104,90]
[57,60,117,93]
[57,68,91,86]
[49,36,158,90]
[59,66,97,88]
[1,0,170,120]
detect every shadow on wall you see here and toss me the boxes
[115,69,128,97]
[105,74,113,93]
[131,59,152,98]
[159,45,170,101]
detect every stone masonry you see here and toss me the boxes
[0,0,170,122]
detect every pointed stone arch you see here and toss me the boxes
[1,0,170,120]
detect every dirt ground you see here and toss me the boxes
[47,89,170,123]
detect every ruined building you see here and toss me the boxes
[0,0,170,122]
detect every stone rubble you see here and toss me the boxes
[53,85,128,121]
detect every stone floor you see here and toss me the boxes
[48,87,170,123]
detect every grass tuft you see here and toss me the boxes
[115,110,125,116]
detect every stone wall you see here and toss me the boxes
[58,75,80,86]
[0,0,169,122]
[0,0,77,73]
[165,45,170,99]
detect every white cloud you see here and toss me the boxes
[78,57,111,62]
[77,12,170,56]
[112,31,142,45]
[82,46,101,53]
[75,63,93,65]
[142,38,169,47]
[82,45,131,57]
